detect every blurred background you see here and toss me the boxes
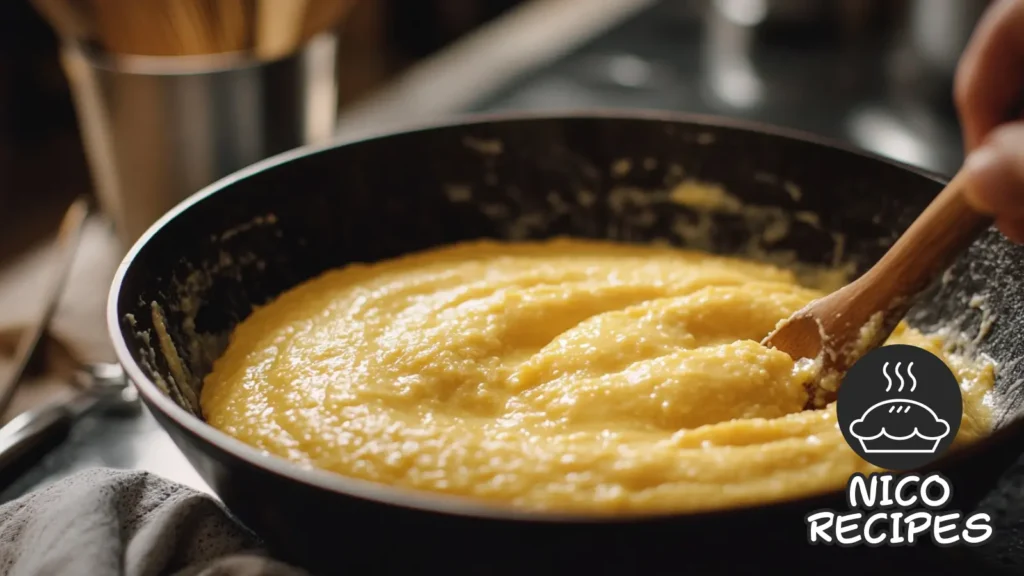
[0,0,527,259]
[0,0,997,497]
[0,0,992,257]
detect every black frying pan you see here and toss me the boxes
[107,112,1024,575]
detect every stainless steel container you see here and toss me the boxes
[61,34,339,246]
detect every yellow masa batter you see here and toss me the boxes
[201,239,994,514]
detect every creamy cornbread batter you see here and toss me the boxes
[200,239,994,514]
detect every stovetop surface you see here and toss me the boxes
[468,0,965,177]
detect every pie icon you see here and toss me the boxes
[848,398,951,454]
[837,346,963,470]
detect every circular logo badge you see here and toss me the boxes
[836,344,962,470]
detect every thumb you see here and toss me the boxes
[962,121,1024,219]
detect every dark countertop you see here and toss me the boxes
[337,0,966,178]
[465,0,965,176]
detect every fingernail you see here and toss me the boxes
[961,145,1004,214]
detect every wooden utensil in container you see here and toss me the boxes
[91,0,253,56]
[254,0,310,60]
[255,0,358,59]
[30,0,353,58]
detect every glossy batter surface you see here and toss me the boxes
[201,239,994,514]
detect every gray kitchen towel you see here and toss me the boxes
[0,468,307,576]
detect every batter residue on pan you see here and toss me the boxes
[200,239,994,514]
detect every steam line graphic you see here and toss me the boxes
[849,359,949,454]
[881,361,916,392]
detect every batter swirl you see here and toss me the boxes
[201,239,993,514]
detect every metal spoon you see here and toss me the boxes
[0,363,140,484]
[0,196,90,421]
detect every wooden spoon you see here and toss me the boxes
[255,0,310,60]
[761,168,991,408]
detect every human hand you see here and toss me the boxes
[956,0,1024,242]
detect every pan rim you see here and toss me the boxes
[107,108,962,524]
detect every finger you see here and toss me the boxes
[954,0,1024,152]
[962,122,1024,218]
[997,219,1024,243]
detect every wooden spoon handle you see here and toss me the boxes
[255,0,310,60]
[856,169,992,307]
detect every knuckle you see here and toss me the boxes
[987,122,1024,148]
